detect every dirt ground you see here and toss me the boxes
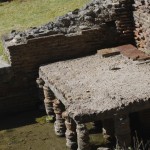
[0,111,104,150]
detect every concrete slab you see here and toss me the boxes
[39,52,150,122]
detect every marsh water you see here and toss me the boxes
[0,111,104,150]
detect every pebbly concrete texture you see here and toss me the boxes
[39,50,150,123]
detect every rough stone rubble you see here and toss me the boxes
[39,53,150,121]
[4,0,130,44]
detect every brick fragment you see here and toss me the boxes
[116,44,150,61]
[97,48,120,58]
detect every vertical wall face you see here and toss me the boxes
[0,66,38,115]
[115,0,134,45]
[133,0,150,54]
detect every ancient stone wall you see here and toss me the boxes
[4,0,134,71]
[0,0,135,114]
[0,66,38,115]
[133,0,150,54]
[5,29,127,73]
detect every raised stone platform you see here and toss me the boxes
[39,50,150,123]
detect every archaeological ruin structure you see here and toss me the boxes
[0,0,150,149]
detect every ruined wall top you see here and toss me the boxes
[3,0,133,46]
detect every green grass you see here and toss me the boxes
[35,116,47,124]
[0,0,90,58]
[0,41,3,55]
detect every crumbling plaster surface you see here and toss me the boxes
[39,54,150,123]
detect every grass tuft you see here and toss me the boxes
[35,116,47,124]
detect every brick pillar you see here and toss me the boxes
[114,114,131,147]
[102,118,115,145]
[62,111,77,150]
[36,78,44,105]
[53,99,66,137]
[43,84,55,122]
[76,124,91,150]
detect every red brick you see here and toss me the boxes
[116,44,150,61]
[116,44,136,51]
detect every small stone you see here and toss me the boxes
[53,27,61,33]
[97,147,110,150]
[79,25,90,30]
[94,8,101,14]
[67,26,77,33]
[72,9,80,14]
[84,16,94,22]
[84,10,95,17]
[26,34,35,39]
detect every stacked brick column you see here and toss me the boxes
[53,99,66,136]
[62,112,77,150]
[43,84,55,122]
[76,124,91,150]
